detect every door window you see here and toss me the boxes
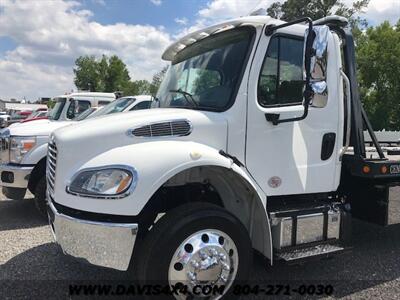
[258,36,304,107]
[66,99,91,119]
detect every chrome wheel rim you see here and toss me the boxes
[168,229,239,300]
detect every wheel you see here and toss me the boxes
[33,177,47,216]
[134,202,252,299]
[2,186,26,200]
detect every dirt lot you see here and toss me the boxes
[2,195,400,299]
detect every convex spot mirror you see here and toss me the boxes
[303,25,329,108]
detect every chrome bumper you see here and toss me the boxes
[48,201,138,271]
[0,164,33,188]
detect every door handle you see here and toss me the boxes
[321,132,336,160]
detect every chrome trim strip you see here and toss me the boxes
[66,164,138,199]
[339,69,352,160]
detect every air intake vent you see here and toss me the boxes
[131,120,192,137]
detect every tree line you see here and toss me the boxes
[73,0,400,130]
[73,55,167,97]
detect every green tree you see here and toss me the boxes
[105,55,131,92]
[73,55,100,92]
[357,20,400,130]
[73,55,131,93]
[266,0,369,25]
[123,80,152,96]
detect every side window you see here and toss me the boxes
[130,101,151,111]
[258,36,304,107]
[66,100,91,119]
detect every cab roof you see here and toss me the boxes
[54,92,116,99]
[162,16,283,61]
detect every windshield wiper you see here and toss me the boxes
[169,89,198,108]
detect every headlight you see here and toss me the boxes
[67,166,137,198]
[10,136,36,163]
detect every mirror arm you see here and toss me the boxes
[265,17,313,36]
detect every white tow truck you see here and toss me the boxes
[47,14,400,299]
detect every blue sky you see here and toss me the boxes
[81,0,209,32]
[0,0,399,100]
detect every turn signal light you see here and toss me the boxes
[381,166,388,174]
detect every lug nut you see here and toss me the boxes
[187,271,196,281]
[191,260,200,268]
[199,250,208,259]
[222,262,230,271]
[210,249,218,257]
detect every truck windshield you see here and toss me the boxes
[155,27,253,111]
[48,98,66,120]
[87,97,135,119]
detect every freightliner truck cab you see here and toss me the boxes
[47,14,400,299]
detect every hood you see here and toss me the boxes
[54,108,228,165]
[8,119,74,136]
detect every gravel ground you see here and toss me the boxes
[2,195,400,299]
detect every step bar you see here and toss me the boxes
[276,244,345,262]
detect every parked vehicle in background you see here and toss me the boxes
[0,93,151,216]
[19,110,49,124]
[0,112,11,128]
[6,110,33,127]
[47,14,400,299]
[0,92,115,214]
[48,92,116,121]
[86,95,153,119]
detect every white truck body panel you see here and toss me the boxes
[52,108,229,214]
[246,29,344,195]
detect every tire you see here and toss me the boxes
[2,186,26,200]
[133,202,252,299]
[33,177,47,216]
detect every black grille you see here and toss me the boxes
[131,120,191,137]
[47,140,57,193]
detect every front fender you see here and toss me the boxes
[21,141,48,165]
[55,140,273,262]
[56,141,262,215]
[57,141,231,214]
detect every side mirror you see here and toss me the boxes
[304,25,329,107]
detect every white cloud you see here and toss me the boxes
[150,0,162,6]
[176,0,398,39]
[364,0,400,25]
[0,0,171,101]
[174,17,188,25]
[198,0,269,20]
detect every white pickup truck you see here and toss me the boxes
[0,92,115,213]
[0,93,152,215]
[47,14,400,299]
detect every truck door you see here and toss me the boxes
[245,29,344,196]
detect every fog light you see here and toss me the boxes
[1,171,14,183]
